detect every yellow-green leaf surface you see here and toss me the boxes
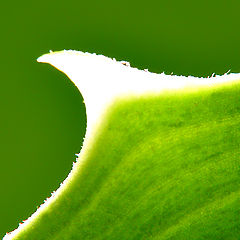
[4,50,240,239]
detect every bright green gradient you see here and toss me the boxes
[10,82,240,239]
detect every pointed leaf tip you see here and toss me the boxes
[37,53,50,63]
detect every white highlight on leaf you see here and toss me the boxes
[37,50,240,139]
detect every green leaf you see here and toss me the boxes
[5,50,240,240]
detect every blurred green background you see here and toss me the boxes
[1,0,240,237]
